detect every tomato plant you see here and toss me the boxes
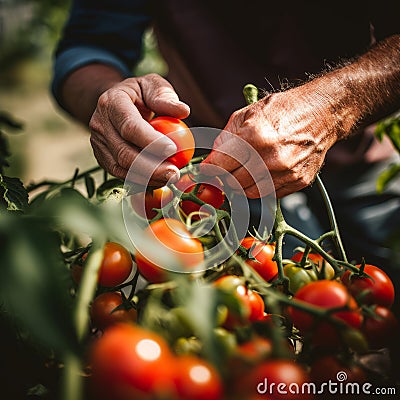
[289,280,363,346]
[341,264,395,308]
[214,275,265,329]
[175,173,225,218]
[240,238,278,282]
[130,186,173,220]
[149,116,195,169]
[90,292,137,331]
[135,218,204,283]
[90,323,176,399]
[173,355,224,400]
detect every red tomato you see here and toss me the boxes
[90,292,137,331]
[90,323,175,400]
[236,359,312,400]
[291,251,335,279]
[173,355,223,400]
[341,264,395,308]
[175,173,225,218]
[97,242,133,287]
[240,238,278,282]
[289,280,363,346]
[214,275,265,329]
[310,355,366,386]
[77,243,133,287]
[149,116,194,169]
[130,186,173,220]
[236,336,273,363]
[362,306,399,349]
[135,218,204,283]
[292,251,325,265]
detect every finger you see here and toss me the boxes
[95,138,179,186]
[104,91,178,158]
[275,180,309,198]
[104,130,180,185]
[243,177,276,199]
[91,140,129,180]
[202,137,250,173]
[224,166,255,191]
[139,74,191,119]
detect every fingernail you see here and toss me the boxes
[165,169,179,183]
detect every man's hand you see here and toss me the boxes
[203,87,339,198]
[88,73,190,185]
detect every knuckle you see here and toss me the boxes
[96,91,111,109]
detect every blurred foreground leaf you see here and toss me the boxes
[0,215,78,355]
[375,113,400,153]
[376,163,400,194]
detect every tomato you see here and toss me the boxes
[310,355,366,386]
[362,306,399,349]
[149,116,194,169]
[173,355,223,400]
[135,218,204,283]
[174,173,225,219]
[289,280,363,346]
[90,292,137,331]
[96,242,133,287]
[341,264,395,308]
[214,275,265,329]
[291,251,335,279]
[90,323,176,400]
[283,262,317,294]
[240,238,278,282]
[236,336,273,363]
[76,243,133,287]
[235,359,312,400]
[130,186,173,220]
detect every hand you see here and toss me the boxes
[203,86,339,198]
[89,73,190,185]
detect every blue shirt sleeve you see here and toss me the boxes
[51,0,152,106]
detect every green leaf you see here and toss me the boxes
[375,114,400,153]
[0,174,29,212]
[376,163,400,193]
[84,174,95,198]
[0,215,78,355]
[27,384,49,397]
[96,178,124,202]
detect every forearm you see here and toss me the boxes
[60,64,125,125]
[302,34,400,141]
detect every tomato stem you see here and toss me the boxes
[315,175,348,262]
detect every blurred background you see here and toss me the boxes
[0,0,166,186]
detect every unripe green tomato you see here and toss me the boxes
[174,337,202,356]
[169,307,196,339]
[213,327,237,358]
[283,263,318,294]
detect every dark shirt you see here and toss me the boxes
[52,0,399,163]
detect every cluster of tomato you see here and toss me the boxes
[71,117,399,400]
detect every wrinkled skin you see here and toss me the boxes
[88,73,190,186]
